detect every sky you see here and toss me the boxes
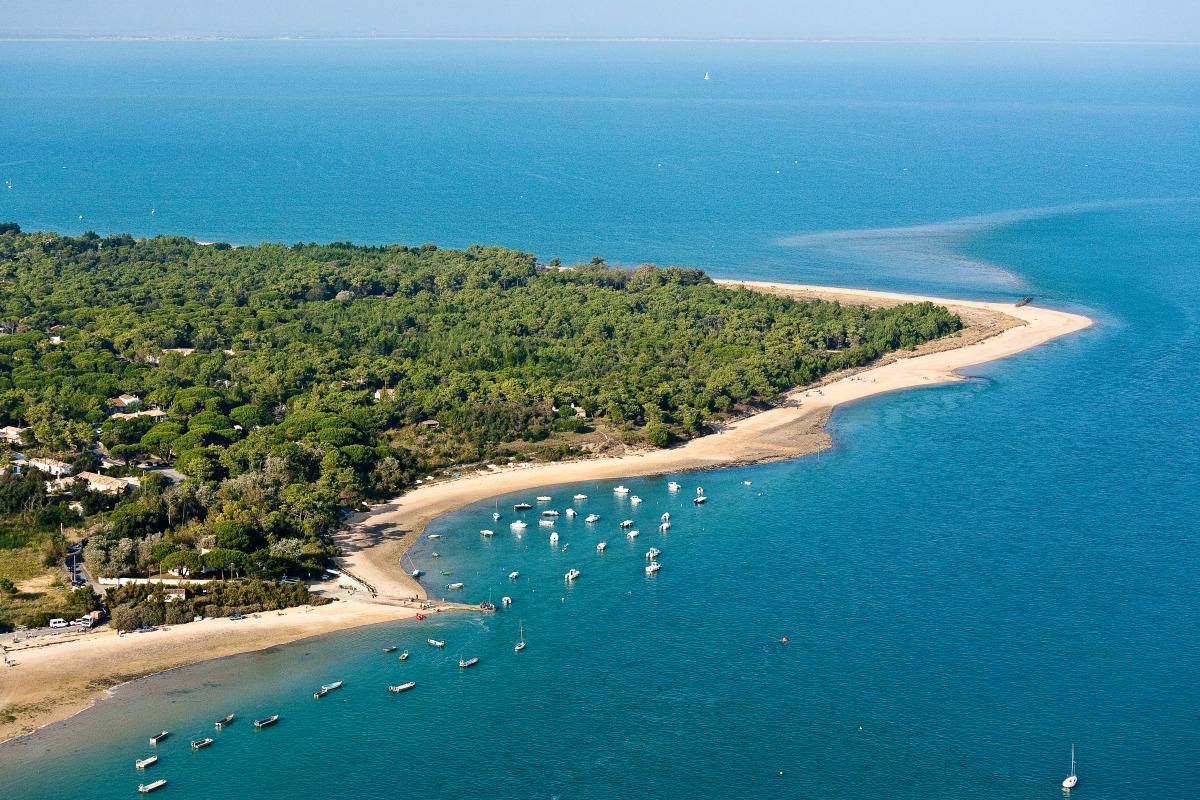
[3,0,1199,42]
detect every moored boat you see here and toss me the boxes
[314,687,328,699]
[148,731,168,746]
[389,681,417,693]
[661,512,670,522]
[398,650,409,661]
[585,513,600,523]
[658,521,671,531]
[383,645,397,653]
[410,569,423,578]
[613,485,629,494]
[137,779,167,793]
[573,493,588,500]
[214,714,234,730]
[191,737,214,751]
[565,508,577,518]
[459,656,480,668]
[549,532,559,544]
[536,495,552,502]
[565,568,581,582]
[630,495,642,505]
[508,570,519,580]
[253,715,279,729]
[323,680,343,691]
[502,596,512,607]
[539,519,555,527]
[480,529,495,536]
[447,582,464,590]
[626,529,640,539]
[428,638,445,648]
[693,495,707,504]
[515,621,526,652]
[479,601,496,612]
[541,509,560,517]
[619,519,634,528]
[596,541,607,552]
[514,502,533,510]
[510,520,528,530]
[135,755,158,770]
[668,481,681,491]
[645,562,662,574]
[646,547,661,560]
[1062,744,1078,790]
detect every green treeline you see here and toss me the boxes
[0,225,961,589]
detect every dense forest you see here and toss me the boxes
[0,224,961,625]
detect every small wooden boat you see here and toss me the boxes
[459,656,480,668]
[398,650,409,661]
[383,645,397,653]
[135,755,158,770]
[191,737,214,750]
[214,714,234,730]
[428,638,445,648]
[138,779,167,793]
[389,681,417,693]
[148,731,169,746]
[253,714,279,729]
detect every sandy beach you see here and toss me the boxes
[0,281,1091,746]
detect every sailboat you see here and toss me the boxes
[515,621,527,652]
[1062,744,1078,790]
[703,71,711,81]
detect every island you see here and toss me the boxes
[0,224,1090,743]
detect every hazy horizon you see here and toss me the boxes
[4,1,1199,44]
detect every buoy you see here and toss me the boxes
[780,635,789,644]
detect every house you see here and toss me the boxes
[373,387,398,402]
[0,425,25,444]
[28,457,72,478]
[163,586,188,603]
[110,393,141,409]
[64,471,140,495]
[110,408,168,421]
[48,335,63,345]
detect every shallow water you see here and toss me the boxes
[1,41,1199,799]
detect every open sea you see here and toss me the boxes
[1,40,1198,799]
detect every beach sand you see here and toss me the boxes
[0,281,1091,746]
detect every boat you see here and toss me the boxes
[148,731,169,746]
[549,532,559,544]
[646,547,661,559]
[479,601,497,612]
[613,485,630,494]
[135,755,158,770]
[427,533,441,539]
[693,495,707,505]
[1062,744,1078,790]
[573,493,588,500]
[704,71,711,80]
[541,509,560,517]
[323,681,343,692]
[399,650,409,661]
[383,645,397,653]
[539,519,555,528]
[626,529,640,539]
[509,570,519,580]
[596,541,607,552]
[565,508,577,518]
[658,522,671,531]
[742,480,752,486]
[585,513,600,523]
[630,495,642,505]
[536,496,552,502]
[696,486,704,495]
[668,481,681,491]
[565,568,581,582]
[620,519,634,528]
[661,512,670,522]
[389,681,417,693]
[510,520,528,531]
[502,596,512,607]
[431,552,440,558]
[514,502,532,510]
[314,687,328,699]
[410,569,423,578]
[447,582,464,590]
[646,562,662,574]
[137,779,167,793]
[515,621,527,652]
[253,715,279,729]
[214,714,234,730]
[492,512,501,521]
[480,529,495,537]
[428,638,445,648]
[191,737,214,750]
[459,656,480,668]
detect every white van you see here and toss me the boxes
[49,618,69,628]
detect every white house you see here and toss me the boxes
[110,393,141,409]
[28,457,72,478]
[0,425,25,444]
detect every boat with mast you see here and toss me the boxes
[1062,744,1078,790]
[515,621,527,652]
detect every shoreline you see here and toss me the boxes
[0,280,1092,746]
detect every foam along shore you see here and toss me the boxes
[0,595,450,746]
[0,281,1091,747]
[339,281,1092,596]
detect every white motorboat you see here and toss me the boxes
[693,495,707,505]
[447,582,465,590]
[427,533,441,539]
[658,522,671,531]
[668,481,681,491]
[514,502,533,510]
[573,493,588,500]
[148,731,168,746]
[596,541,607,552]
[541,509,560,517]
[511,520,528,530]
[138,779,167,793]
[646,547,661,560]
[565,508,577,518]
[661,512,670,522]
[427,638,445,648]
[508,570,520,580]
[536,496,552,502]
[619,519,634,528]
[626,529,640,539]
[613,485,630,494]
[564,568,581,582]
[585,513,600,523]
[480,529,495,537]
[645,562,661,574]
[502,596,512,607]
[549,532,559,544]
[539,519,555,527]
[630,495,642,505]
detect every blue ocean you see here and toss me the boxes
[1,41,1198,799]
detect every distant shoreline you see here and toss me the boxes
[0,280,1092,748]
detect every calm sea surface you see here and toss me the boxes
[0,41,1198,799]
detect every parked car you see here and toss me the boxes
[49,618,69,628]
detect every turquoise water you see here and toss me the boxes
[2,41,1199,798]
